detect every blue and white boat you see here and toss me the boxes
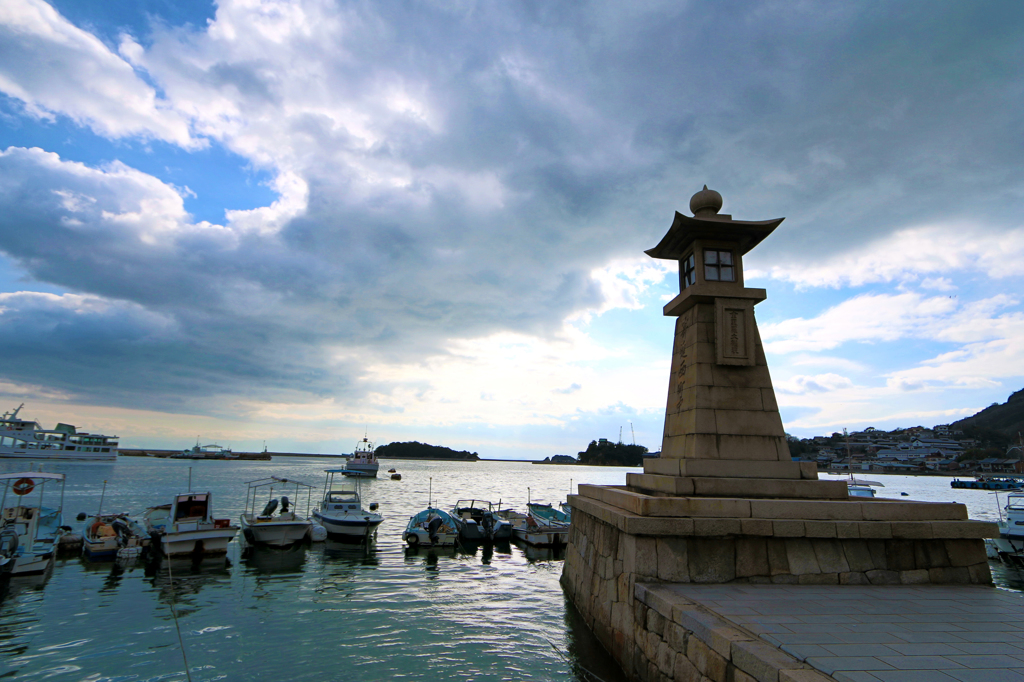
[311,471,382,542]
[403,507,459,547]
[0,471,67,574]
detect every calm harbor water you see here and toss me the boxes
[1,460,1021,680]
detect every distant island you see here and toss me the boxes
[537,454,578,464]
[577,438,649,466]
[375,441,479,461]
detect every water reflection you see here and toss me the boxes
[242,543,308,575]
[516,541,566,563]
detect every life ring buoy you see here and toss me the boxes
[12,478,34,496]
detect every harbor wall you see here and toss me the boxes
[561,504,992,681]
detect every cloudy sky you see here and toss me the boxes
[1,0,1022,458]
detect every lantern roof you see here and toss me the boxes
[645,186,784,260]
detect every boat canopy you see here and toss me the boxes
[0,472,66,481]
[409,507,456,526]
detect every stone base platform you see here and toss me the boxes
[633,582,1024,682]
[562,486,1000,681]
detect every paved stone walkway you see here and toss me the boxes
[660,584,1024,682]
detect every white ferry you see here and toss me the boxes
[0,404,118,461]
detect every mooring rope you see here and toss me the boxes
[546,637,611,682]
[165,557,194,682]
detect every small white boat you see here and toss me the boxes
[342,436,379,478]
[311,471,382,542]
[450,499,512,542]
[498,500,570,547]
[403,507,459,547]
[847,477,884,498]
[0,471,67,574]
[82,513,150,561]
[989,492,1024,566]
[240,476,315,547]
[143,492,238,557]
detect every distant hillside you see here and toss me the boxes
[375,441,479,461]
[951,388,1024,446]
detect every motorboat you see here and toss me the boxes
[0,404,118,461]
[143,492,238,557]
[0,471,68,574]
[847,478,883,498]
[403,507,459,547]
[342,436,379,478]
[240,476,315,547]
[989,492,1024,565]
[506,502,570,547]
[82,513,150,561]
[528,502,570,526]
[311,471,383,542]
[450,499,512,542]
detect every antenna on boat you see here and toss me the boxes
[188,467,192,493]
[570,478,573,497]
[528,487,531,505]
[97,480,107,516]
[428,477,432,508]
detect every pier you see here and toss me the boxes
[633,582,1024,682]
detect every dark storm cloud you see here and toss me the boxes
[1,0,1023,411]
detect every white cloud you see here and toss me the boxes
[0,0,197,147]
[753,224,1024,289]
[775,373,854,395]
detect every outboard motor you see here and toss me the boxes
[0,526,18,559]
[280,496,291,513]
[427,515,443,545]
[111,518,131,547]
[261,498,279,517]
[482,513,494,539]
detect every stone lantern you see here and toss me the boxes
[636,185,828,497]
[561,188,997,677]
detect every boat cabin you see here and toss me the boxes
[323,489,361,512]
[173,493,212,522]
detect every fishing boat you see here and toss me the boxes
[342,436,379,478]
[172,443,238,460]
[240,476,315,547]
[142,492,238,557]
[0,404,118,461]
[82,513,150,561]
[506,502,570,547]
[0,472,68,574]
[311,471,383,542]
[403,507,459,547]
[450,499,512,542]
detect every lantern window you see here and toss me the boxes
[681,253,696,288]
[704,249,734,282]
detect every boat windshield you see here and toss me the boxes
[453,500,492,510]
[327,491,359,504]
[1006,495,1024,511]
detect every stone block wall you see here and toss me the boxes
[561,507,992,681]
